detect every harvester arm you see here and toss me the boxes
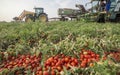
[13,10,35,21]
[76,4,88,13]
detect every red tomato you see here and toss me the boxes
[47,57,54,62]
[74,59,78,64]
[83,59,87,63]
[91,54,95,57]
[84,55,90,59]
[80,54,84,59]
[43,71,49,75]
[51,70,56,75]
[71,62,76,66]
[57,66,62,72]
[87,59,91,63]
[51,62,55,67]
[64,57,69,63]
[80,63,86,68]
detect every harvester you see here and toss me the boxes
[76,0,120,22]
[58,0,120,22]
[13,7,48,22]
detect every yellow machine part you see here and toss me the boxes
[25,17,32,22]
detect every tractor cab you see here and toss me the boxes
[34,7,44,17]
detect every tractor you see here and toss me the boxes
[13,7,48,22]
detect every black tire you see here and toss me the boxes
[38,13,48,22]
[97,14,105,23]
[109,18,120,22]
[60,16,67,21]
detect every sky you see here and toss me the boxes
[0,0,89,22]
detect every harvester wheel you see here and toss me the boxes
[97,14,105,23]
[39,13,48,22]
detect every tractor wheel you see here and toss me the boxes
[25,17,32,22]
[39,13,48,22]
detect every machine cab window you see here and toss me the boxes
[34,8,44,16]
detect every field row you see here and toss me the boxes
[0,21,120,75]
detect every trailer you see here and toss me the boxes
[58,8,81,21]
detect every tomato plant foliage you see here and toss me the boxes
[0,21,120,75]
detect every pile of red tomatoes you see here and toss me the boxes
[0,49,120,75]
